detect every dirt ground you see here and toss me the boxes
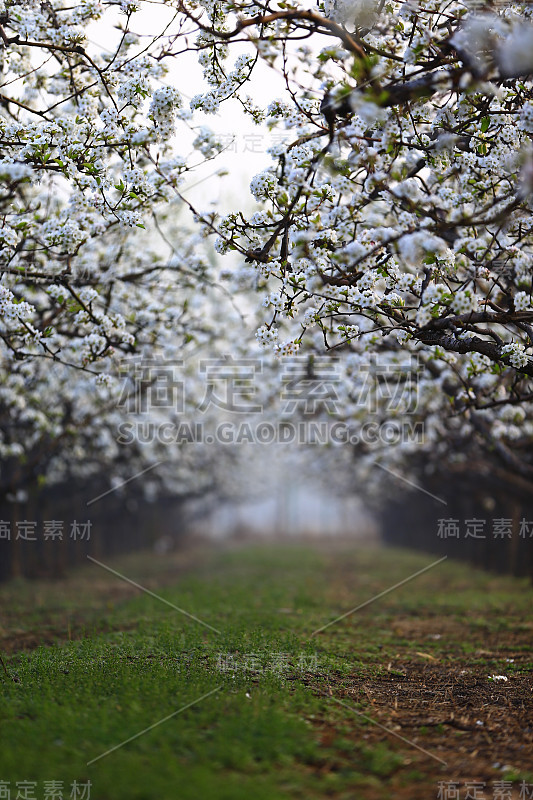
[303,552,533,800]
[305,632,532,798]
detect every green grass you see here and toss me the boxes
[0,543,531,799]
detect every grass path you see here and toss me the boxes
[0,541,532,799]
